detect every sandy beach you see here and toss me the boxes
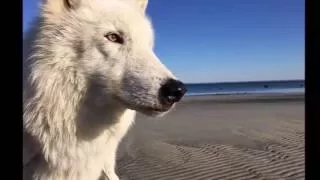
[116,93,305,180]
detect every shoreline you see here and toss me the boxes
[181,92,304,103]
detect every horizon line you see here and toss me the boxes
[185,79,305,84]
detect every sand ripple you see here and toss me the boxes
[116,97,304,180]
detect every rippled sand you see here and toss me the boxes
[116,93,305,180]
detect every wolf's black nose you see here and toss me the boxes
[159,79,187,104]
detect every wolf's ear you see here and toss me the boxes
[41,0,81,15]
[134,0,149,14]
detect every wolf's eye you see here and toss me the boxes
[105,33,124,44]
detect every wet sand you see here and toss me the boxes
[116,93,305,180]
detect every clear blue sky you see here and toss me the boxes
[23,0,304,83]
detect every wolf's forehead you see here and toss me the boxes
[92,2,154,41]
[110,14,153,37]
[91,0,148,24]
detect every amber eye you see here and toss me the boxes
[105,33,124,44]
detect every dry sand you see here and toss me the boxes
[116,93,305,180]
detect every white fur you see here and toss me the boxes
[23,0,180,179]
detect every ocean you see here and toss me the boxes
[185,80,305,96]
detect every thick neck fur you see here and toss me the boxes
[23,17,131,169]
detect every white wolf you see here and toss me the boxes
[23,0,187,179]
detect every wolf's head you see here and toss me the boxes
[37,0,187,116]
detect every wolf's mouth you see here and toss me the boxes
[140,105,171,113]
[115,96,173,115]
[131,103,173,115]
[138,105,173,117]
